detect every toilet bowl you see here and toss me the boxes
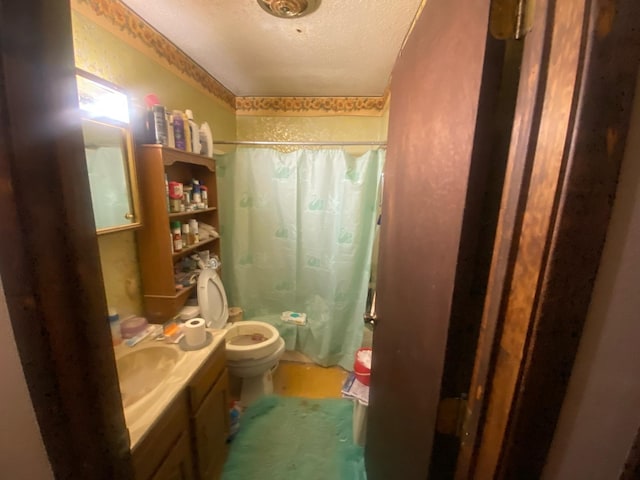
[226,329,285,406]
[197,269,284,406]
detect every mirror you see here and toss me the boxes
[76,70,141,234]
[81,119,139,232]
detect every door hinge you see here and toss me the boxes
[436,394,468,437]
[489,0,534,40]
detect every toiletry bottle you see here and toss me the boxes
[199,122,213,157]
[189,219,199,244]
[181,222,190,247]
[200,185,208,208]
[151,105,168,145]
[171,221,183,252]
[166,111,175,148]
[172,110,186,150]
[168,181,183,213]
[144,94,168,146]
[192,179,202,207]
[182,111,192,153]
[182,185,192,210]
[229,401,242,441]
[185,110,201,154]
[108,308,122,346]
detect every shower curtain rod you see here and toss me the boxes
[213,140,387,147]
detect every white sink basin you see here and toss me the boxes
[116,344,180,408]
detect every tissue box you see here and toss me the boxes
[281,311,307,326]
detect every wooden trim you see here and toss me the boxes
[620,425,640,480]
[458,0,640,477]
[0,0,132,478]
[152,145,216,172]
[455,0,554,477]
[498,0,640,476]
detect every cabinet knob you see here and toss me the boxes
[124,212,134,220]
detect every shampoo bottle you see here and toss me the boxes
[166,111,176,148]
[199,122,213,157]
[172,110,186,150]
[144,94,168,146]
[182,111,192,153]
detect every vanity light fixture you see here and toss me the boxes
[257,0,321,18]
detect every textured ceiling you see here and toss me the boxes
[121,0,423,97]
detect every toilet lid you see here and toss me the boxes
[197,269,229,328]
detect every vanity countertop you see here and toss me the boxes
[113,329,226,450]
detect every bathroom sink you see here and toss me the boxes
[115,345,180,408]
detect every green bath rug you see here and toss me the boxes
[222,395,366,480]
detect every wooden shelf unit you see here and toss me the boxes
[136,145,220,323]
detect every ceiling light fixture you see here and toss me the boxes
[257,0,321,19]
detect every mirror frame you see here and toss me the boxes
[76,69,142,234]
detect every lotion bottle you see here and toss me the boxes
[185,110,201,154]
[182,111,192,152]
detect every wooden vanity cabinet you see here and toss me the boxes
[132,342,230,480]
[150,432,193,480]
[188,342,230,480]
[132,391,194,480]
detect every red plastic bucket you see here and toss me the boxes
[353,347,372,386]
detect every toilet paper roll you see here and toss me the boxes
[184,318,206,347]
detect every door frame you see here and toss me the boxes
[0,1,132,478]
[457,0,640,477]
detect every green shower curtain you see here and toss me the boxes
[217,147,384,369]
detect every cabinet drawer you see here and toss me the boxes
[133,391,190,480]
[188,342,226,412]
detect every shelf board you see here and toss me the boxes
[140,144,216,172]
[168,207,217,219]
[172,237,218,260]
[144,283,195,301]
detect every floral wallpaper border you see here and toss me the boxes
[235,95,388,116]
[74,0,236,109]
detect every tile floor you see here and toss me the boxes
[273,361,349,399]
[227,358,348,401]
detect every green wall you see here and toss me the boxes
[72,9,236,316]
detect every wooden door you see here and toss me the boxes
[365,0,503,478]
[367,0,640,479]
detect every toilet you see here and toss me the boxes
[197,268,285,406]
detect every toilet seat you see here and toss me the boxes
[224,321,281,361]
[226,337,285,378]
[197,268,228,328]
